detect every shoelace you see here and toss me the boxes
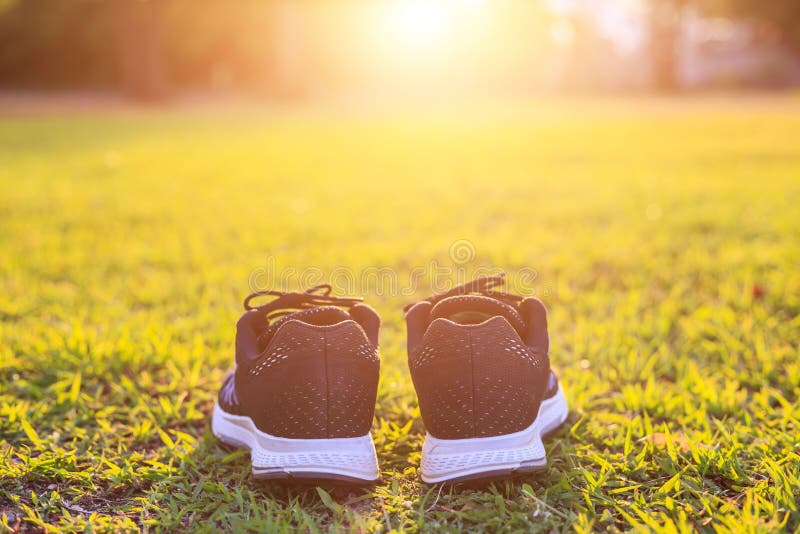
[403,272,524,313]
[244,284,363,322]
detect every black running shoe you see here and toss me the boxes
[212,285,381,484]
[404,274,568,484]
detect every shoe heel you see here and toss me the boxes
[420,386,568,484]
[212,403,380,484]
[421,428,547,484]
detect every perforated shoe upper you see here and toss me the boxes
[218,286,381,439]
[405,275,555,439]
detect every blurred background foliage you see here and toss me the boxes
[0,0,280,95]
[0,0,799,100]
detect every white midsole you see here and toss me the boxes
[211,403,380,481]
[420,385,569,483]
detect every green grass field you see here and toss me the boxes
[1,96,799,532]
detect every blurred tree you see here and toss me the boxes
[719,0,800,48]
[119,0,167,100]
[1,0,798,95]
[162,0,277,94]
[0,0,118,89]
[648,0,686,92]
[0,0,277,96]
[648,0,800,91]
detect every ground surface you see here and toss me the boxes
[1,96,799,532]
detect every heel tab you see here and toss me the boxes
[349,303,380,348]
[520,297,549,354]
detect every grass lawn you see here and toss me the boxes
[1,96,799,532]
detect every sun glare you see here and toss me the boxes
[386,0,453,48]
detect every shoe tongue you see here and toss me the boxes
[430,295,526,335]
[259,306,351,348]
[288,306,351,325]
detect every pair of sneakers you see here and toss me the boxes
[211,274,568,485]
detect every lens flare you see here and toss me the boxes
[385,0,453,48]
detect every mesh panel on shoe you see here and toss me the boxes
[249,322,324,377]
[409,318,471,371]
[409,320,475,438]
[237,319,379,439]
[265,379,328,437]
[419,377,475,438]
[409,316,549,439]
[326,322,380,364]
[326,372,377,436]
[325,322,380,438]
[471,318,549,435]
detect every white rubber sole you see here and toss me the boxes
[211,403,380,484]
[420,385,569,484]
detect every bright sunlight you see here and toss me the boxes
[385,0,453,48]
